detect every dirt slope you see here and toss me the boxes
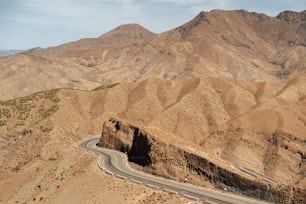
[0,77,305,203]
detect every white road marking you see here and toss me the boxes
[76,136,273,204]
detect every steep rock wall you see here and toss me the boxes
[98,118,152,166]
[98,118,306,204]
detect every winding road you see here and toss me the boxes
[76,136,270,204]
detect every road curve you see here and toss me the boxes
[76,136,270,204]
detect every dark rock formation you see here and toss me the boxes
[98,118,152,166]
[277,10,306,23]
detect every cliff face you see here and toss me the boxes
[98,118,153,166]
[98,118,306,204]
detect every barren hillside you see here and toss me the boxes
[0,10,305,100]
[0,8,305,204]
[0,77,305,203]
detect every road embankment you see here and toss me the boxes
[97,118,306,204]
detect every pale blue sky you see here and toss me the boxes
[0,0,305,50]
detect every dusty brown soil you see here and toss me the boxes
[0,9,305,204]
[0,76,305,203]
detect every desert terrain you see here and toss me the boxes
[0,10,305,100]
[0,9,305,204]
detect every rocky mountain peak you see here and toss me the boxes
[98,23,154,40]
[277,10,306,22]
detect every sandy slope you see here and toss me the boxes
[0,77,305,203]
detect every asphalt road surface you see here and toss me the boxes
[76,136,271,204]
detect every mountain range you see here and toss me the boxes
[0,9,305,100]
[0,50,24,57]
[0,9,305,204]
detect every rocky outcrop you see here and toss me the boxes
[98,118,153,166]
[98,118,306,204]
[277,10,306,23]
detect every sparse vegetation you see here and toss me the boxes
[112,55,120,60]
[39,105,58,119]
[87,63,96,67]
[135,57,142,63]
[92,83,119,91]
[15,121,25,127]
[0,120,6,126]
[0,108,10,118]
[39,126,52,133]
[11,165,21,173]
[287,40,296,46]
[276,69,290,79]
[80,62,96,67]
[0,89,60,128]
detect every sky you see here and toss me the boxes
[0,0,305,50]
